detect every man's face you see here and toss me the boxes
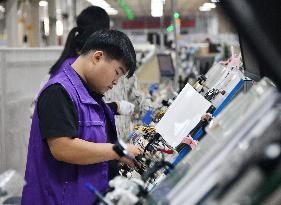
[85,51,127,94]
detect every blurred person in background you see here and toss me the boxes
[205,37,220,53]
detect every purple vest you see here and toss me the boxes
[22,60,117,205]
[50,57,78,78]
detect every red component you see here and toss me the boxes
[157,148,174,154]
[122,18,195,29]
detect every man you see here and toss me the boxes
[22,30,142,205]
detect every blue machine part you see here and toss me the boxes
[128,107,154,142]
[172,79,245,167]
[128,130,136,140]
[128,130,141,144]
[149,83,159,96]
[85,183,109,205]
[142,108,153,126]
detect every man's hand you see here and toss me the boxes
[119,144,143,168]
[181,135,199,150]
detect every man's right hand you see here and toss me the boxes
[119,144,143,168]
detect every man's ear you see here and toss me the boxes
[90,51,104,64]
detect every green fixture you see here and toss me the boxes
[116,0,135,20]
[167,25,174,32]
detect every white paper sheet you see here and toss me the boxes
[156,83,211,148]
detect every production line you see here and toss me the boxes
[0,1,280,205]
[150,78,281,205]
[84,54,281,205]
[0,33,280,205]
[0,44,280,205]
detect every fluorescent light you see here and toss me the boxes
[199,2,216,11]
[105,7,118,15]
[56,9,62,15]
[151,9,163,17]
[87,0,118,15]
[39,1,48,7]
[211,0,220,2]
[56,20,63,36]
[203,3,216,9]
[199,6,211,12]
[44,18,49,36]
[151,0,163,17]
[0,5,5,12]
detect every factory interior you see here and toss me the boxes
[0,0,281,204]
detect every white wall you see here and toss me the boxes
[0,48,61,176]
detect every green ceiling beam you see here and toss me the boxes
[115,0,135,20]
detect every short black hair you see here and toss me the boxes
[81,30,136,78]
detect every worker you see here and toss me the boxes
[21,29,142,205]
[205,37,220,53]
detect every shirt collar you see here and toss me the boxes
[63,60,103,105]
[76,74,104,99]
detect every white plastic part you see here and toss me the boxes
[156,83,211,148]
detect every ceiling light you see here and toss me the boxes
[151,0,164,17]
[44,18,49,36]
[199,2,216,12]
[199,6,211,12]
[56,20,63,36]
[87,0,118,15]
[211,0,220,2]
[203,3,216,9]
[105,7,118,15]
[39,1,48,7]
[151,9,163,17]
[0,5,5,13]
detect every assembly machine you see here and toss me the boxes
[88,0,281,202]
